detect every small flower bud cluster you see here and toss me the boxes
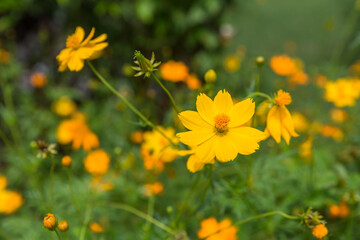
[43,213,69,232]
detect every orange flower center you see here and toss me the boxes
[275,89,292,106]
[214,114,230,132]
[66,35,81,48]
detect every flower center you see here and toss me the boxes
[214,114,230,132]
[66,34,81,48]
[275,89,292,106]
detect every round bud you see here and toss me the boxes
[61,156,72,167]
[43,213,56,231]
[255,56,265,67]
[204,69,217,83]
[58,220,69,232]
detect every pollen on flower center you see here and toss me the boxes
[214,114,230,132]
[66,35,81,48]
[275,89,292,106]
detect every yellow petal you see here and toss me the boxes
[195,136,216,163]
[281,126,291,145]
[177,149,194,156]
[227,129,260,155]
[214,90,233,114]
[81,28,95,46]
[56,48,72,61]
[196,93,216,125]
[177,130,215,146]
[92,42,108,51]
[75,26,85,42]
[280,106,299,137]
[90,34,107,44]
[231,127,267,142]
[187,155,205,173]
[178,111,212,131]
[214,135,238,162]
[68,53,85,72]
[76,47,95,59]
[229,98,255,128]
[266,106,282,143]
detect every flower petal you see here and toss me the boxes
[90,34,107,44]
[229,98,255,128]
[227,129,261,155]
[92,42,108,51]
[196,93,216,125]
[176,130,215,146]
[75,27,85,42]
[187,155,205,173]
[266,106,282,143]
[76,47,95,59]
[214,90,233,114]
[280,106,299,137]
[214,135,238,162]
[195,136,216,163]
[67,53,85,72]
[178,111,212,131]
[81,28,95,46]
[231,127,267,141]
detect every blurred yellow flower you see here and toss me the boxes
[52,96,77,117]
[56,114,99,151]
[185,74,202,90]
[292,112,309,133]
[141,147,165,173]
[224,55,240,73]
[350,60,360,76]
[57,27,108,72]
[177,90,266,163]
[0,190,24,215]
[324,78,360,107]
[130,130,144,144]
[89,222,104,233]
[330,109,348,123]
[270,55,297,76]
[265,90,299,144]
[312,224,328,239]
[319,125,344,142]
[197,217,238,240]
[144,182,164,196]
[84,149,110,176]
[159,60,189,82]
[299,135,313,162]
[90,176,114,193]
[30,72,47,88]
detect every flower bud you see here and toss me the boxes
[61,156,72,167]
[204,69,216,83]
[255,56,265,67]
[132,50,161,78]
[58,220,69,232]
[43,213,57,231]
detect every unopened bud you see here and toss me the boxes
[61,156,72,167]
[43,213,57,231]
[58,220,69,232]
[255,56,265,67]
[204,69,216,83]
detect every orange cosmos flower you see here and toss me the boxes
[312,224,328,239]
[30,72,47,88]
[84,149,110,176]
[144,182,164,196]
[270,55,297,76]
[197,217,237,240]
[89,222,104,233]
[177,90,266,163]
[159,60,189,82]
[57,27,108,72]
[185,73,202,90]
[288,70,309,85]
[265,90,299,144]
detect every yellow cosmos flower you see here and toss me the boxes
[0,190,24,215]
[324,78,360,107]
[265,90,299,144]
[177,90,266,163]
[57,26,108,72]
[52,96,77,117]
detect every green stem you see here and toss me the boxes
[256,67,262,92]
[79,204,92,240]
[246,92,273,102]
[63,232,68,240]
[66,169,83,222]
[190,167,213,215]
[234,211,299,226]
[151,72,180,113]
[107,202,176,236]
[54,229,62,240]
[87,61,176,146]
[49,155,55,211]
[2,84,21,144]
[143,196,155,239]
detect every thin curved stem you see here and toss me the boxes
[87,61,176,146]
[246,92,274,102]
[79,204,92,240]
[143,196,155,239]
[151,73,180,113]
[234,211,300,226]
[54,229,62,240]
[107,202,176,236]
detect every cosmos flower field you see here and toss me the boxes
[1,0,360,239]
